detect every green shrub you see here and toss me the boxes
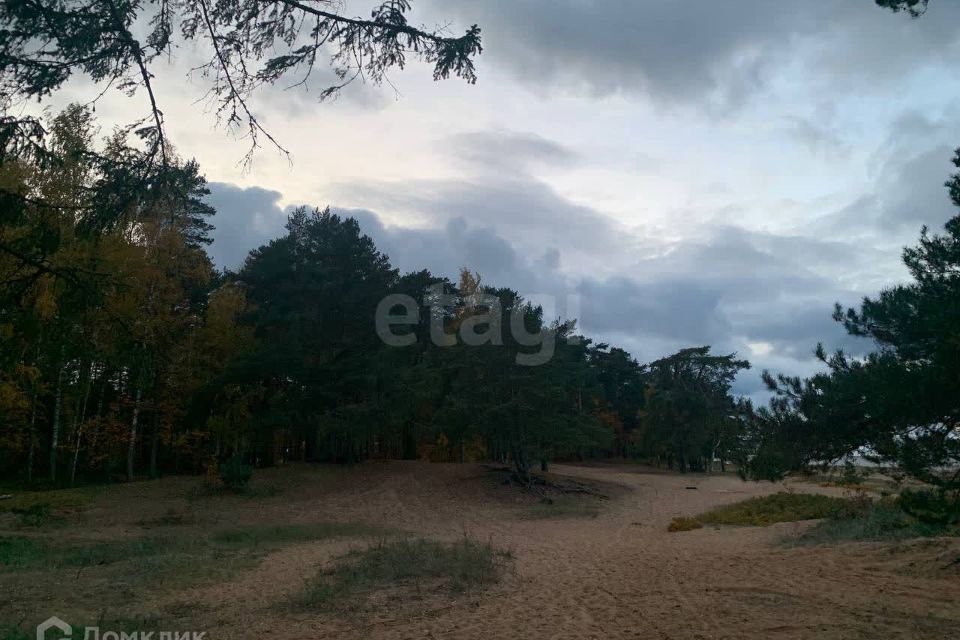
[300,537,511,610]
[897,489,960,525]
[698,492,850,527]
[218,455,254,492]
[794,499,956,545]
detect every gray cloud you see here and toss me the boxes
[421,0,960,109]
[443,129,580,172]
[205,183,289,270]
[813,114,960,244]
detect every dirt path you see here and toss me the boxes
[164,462,959,640]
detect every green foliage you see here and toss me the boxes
[796,499,956,545]
[747,151,960,495]
[876,0,929,16]
[218,454,254,492]
[0,1,481,177]
[840,460,866,487]
[697,492,850,527]
[642,347,751,473]
[300,537,511,610]
[897,489,960,525]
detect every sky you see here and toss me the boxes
[42,0,960,398]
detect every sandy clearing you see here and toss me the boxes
[164,462,960,640]
[3,462,959,640]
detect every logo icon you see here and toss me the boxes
[37,617,71,640]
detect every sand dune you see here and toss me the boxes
[163,462,960,639]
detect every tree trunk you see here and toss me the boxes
[513,447,531,484]
[49,360,66,483]
[69,364,93,486]
[540,458,549,472]
[26,391,37,484]
[127,384,143,481]
[149,416,160,479]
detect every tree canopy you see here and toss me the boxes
[747,152,960,502]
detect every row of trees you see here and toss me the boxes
[0,107,754,486]
[4,104,957,504]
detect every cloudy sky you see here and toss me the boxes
[49,0,960,397]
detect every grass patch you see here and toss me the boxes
[668,517,703,532]
[211,522,391,549]
[0,626,31,640]
[0,536,46,569]
[698,492,850,527]
[0,486,98,513]
[138,509,195,528]
[10,503,67,529]
[667,492,852,532]
[186,481,280,501]
[1,522,393,592]
[300,537,512,611]
[525,497,600,519]
[794,500,958,545]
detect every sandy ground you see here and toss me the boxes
[3,461,959,639]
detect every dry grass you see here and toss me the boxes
[668,517,703,532]
[300,536,512,612]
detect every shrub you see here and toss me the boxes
[698,492,849,527]
[668,517,703,532]
[218,454,254,492]
[897,489,960,525]
[794,499,956,545]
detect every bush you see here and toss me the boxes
[795,498,956,545]
[897,489,960,525]
[218,454,254,492]
[698,492,850,527]
[668,517,703,532]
